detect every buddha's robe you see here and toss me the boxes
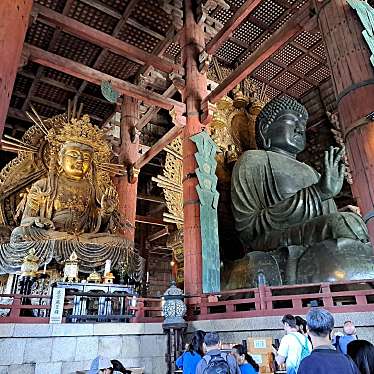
[231,150,368,251]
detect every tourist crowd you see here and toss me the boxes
[174,308,374,374]
[86,307,374,374]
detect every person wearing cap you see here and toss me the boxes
[89,355,113,374]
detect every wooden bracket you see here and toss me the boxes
[169,72,186,94]
[200,101,216,126]
[198,51,212,74]
[170,107,186,127]
[128,165,140,184]
[18,49,30,72]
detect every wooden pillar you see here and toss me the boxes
[116,96,139,242]
[181,0,207,296]
[317,0,374,243]
[0,0,32,138]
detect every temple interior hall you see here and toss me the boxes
[1,0,374,373]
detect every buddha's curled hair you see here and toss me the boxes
[255,97,308,149]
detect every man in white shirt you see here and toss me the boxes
[273,314,312,374]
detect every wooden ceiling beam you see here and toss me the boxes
[147,227,169,242]
[136,85,177,130]
[79,0,167,40]
[135,215,166,226]
[21,0,75,113]
[73,0,138,104]
[206,0,262,55]
[33,4,183,75]
[24,44,186,112]
[126,19,165,41]
[204,4,316,104]
[137,194,165,204]
[134,125,183,169]
[270,58,316,87]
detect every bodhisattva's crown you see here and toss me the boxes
[47,114,111,159]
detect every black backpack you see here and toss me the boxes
[203,353,230,374]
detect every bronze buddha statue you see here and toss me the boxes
[227,97,374,286]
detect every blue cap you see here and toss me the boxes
[89,356,113,374]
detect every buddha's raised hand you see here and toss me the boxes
[318,146,345,200]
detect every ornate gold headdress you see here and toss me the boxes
[47,114,111,160]
[13,100,126,176]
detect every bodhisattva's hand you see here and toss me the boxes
[100,187,117,215]
[318,146,345,200]
[34,217,55,229]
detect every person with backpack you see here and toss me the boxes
[273,314,311,374]
[195,332,241,374]
[298,308,360,374]
[176,330,206,374]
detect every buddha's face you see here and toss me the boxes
[59,142,93,180]
[266,109,307,155]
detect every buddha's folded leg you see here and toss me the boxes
[253,212,369,250]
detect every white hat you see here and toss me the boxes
[89,355,113,374]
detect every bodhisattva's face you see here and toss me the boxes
[59,143,93,180]
[266,109,307,155]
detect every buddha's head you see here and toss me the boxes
[255,97,308,155]
[58,141,94,180]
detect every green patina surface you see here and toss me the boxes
[191,131,220,293]
[347,0,374,67]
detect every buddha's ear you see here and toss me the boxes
[259,125,271,150]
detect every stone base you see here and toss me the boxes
[0,323,166,374]
[222,238,374,289]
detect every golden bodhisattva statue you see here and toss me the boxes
[0,108,143,276]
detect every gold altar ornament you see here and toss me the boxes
[87,271,102,284]
[63,251,79,283]
[21,249,39,277]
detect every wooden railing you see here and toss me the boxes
[1,279,374,323]
[190,279,374,320]
[0,293,163,324]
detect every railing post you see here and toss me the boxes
[132,299,144,323]
[265,286,273,311]
[199,295,208,318]
[292,298,303,310]
[355,295,367,306]
[258,284,266,310]
[321,283,333,308]
[9,295,21,322]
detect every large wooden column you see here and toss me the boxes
[317,0,374,242]
[181,0,207,296]
[117,96,139,243]
[0,0,32,138]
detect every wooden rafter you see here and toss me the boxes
[73,0,138,104]
[134,125,183,169]
[33,4,183,75]
[21,0,75,113]
[205,4,316,103]
[136,85,177,130]
[137,194,165,204]
[24,44,185,112]
[206,0,262,55]
[147,227,169,242]
[235,0,314,65]
[135,215,166,227]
